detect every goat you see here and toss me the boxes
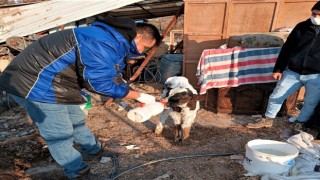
[155,76,205,143]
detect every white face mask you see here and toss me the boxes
[310,16,320,25]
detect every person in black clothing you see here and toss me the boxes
[247,1,320,130]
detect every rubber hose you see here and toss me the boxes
[111,152,242,179]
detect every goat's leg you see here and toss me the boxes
[155,123,163,136]
[182,127,191,144]
[155,108,170,135]
[171,112,182,142]
[174,124,182,143]
[180,110,195,144]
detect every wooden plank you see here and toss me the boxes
[205,88,218,110]
[184,2,227,34]
[0,0,143,43]
[225,0,233,38]
[183,62,199,87]
[228,2,277,35]
[183,35,224,60]
[270,0,281,31]
[283,0,316,2]
[222,1,230,39]
[276,1,316,28]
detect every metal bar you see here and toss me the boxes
[134,3,157,18]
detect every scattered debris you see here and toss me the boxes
[153,173,171,180]
[125,145,140,150]
[0,83,300,179]
[100,157,112,164]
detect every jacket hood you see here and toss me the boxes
[95,15,137,43]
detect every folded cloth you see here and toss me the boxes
[196,47,280,94]
[127,102,164,122]
[287,132,320,158]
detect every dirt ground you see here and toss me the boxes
[0,82,298,180]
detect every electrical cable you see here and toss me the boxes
[111,151,242,179]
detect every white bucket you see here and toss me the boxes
[243,139,299,175]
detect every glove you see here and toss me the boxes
[137,93,156,105]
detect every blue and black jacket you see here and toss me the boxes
[274,18,320,75]
[0,16,139,104]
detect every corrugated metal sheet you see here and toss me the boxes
[0,0,143,43]
[106,0,183,19]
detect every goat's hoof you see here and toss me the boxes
[155,126,163,135]
[154,129,163,137]
[174,137,182,143]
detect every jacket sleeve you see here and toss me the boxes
[273,25,299,73]
[78,40,129,98]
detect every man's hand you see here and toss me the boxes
[137,93,156,105]
[272,72,282,80]
[125,91,156,105]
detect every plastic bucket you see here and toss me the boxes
[159,54,183,83]
[243,139,299,175]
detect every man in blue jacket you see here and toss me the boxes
[247,1,320,131]
[0,16,161,178]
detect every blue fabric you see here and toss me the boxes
[11,95,101,178]
[28,22,138,102]
[127,40,142,58]
[27,47,77,102]
[204,67,275,80]
[74,22,133,98]
[265,70,320,121]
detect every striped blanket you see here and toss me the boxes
[196,47,281,95]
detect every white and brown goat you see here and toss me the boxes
[155,76,205,143]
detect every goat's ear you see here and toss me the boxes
[186,88,194,96]
[191,94,207,101]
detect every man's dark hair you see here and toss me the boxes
[136,23,162,46]
[312,1,320,11]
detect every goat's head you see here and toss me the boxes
[162,76,192,98]
[167,88,206,110]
